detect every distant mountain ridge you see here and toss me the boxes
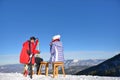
[0,64,23,73]
[64,59,105,68]
[0,59,105,74]
[75,53,120,76]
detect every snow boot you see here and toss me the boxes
[23,70,28,77]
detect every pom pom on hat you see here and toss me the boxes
[52,35,61,40]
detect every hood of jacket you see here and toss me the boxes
[52,41,62,47]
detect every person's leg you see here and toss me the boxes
[36,64,40,74]
[36,58,43,74]
[24,64,28,77]
[27,64,35,75]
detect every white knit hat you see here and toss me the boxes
[52,35,61,40]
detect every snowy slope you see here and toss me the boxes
[0,73,120,80]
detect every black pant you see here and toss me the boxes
[35,57,43,74]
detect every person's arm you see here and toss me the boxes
[34,39,39,50]
[32,39,40,54]
[50,44,55,55]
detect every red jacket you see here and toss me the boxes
[20,40,39,64]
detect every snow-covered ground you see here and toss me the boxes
[0,73,120,80]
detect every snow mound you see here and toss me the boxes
[0,73,120,80]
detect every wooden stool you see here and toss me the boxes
[38,61,49,76]
[53,62,65,78]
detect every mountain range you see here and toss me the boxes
[75,53,120,76]
[1,53,120,76]
[0,59,105,74]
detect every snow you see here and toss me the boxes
[0,73,120,80]
[73,59,79,63]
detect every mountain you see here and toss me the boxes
[64,59,105,68]
[75,53,120,76]
[63,59,105,74]
[0,59,105,74]
[0,64,23,73]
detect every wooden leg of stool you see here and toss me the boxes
[45,63,49,76]
[62,65,65,77]
[56,66,58,77]
[55,66,57,76]
[53,64,56,78]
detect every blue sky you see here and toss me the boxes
[0,0,120,65]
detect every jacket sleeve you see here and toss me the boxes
[50,44,55,55]
[34,39,39,50]
[32,40,40,54]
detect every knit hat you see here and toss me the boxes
[52,35,61,40]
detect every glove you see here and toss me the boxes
[36,39,39,43]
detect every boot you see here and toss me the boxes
[23,70,28,77]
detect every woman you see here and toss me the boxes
[49,35,64,63]
[20,36,40,77]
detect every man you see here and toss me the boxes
[20,36,40,77]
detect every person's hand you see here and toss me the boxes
[49,42,52,46]
[38,51,40,54]
[36,38,39,42]
[36,39,39,43]
[36,39,40,46]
